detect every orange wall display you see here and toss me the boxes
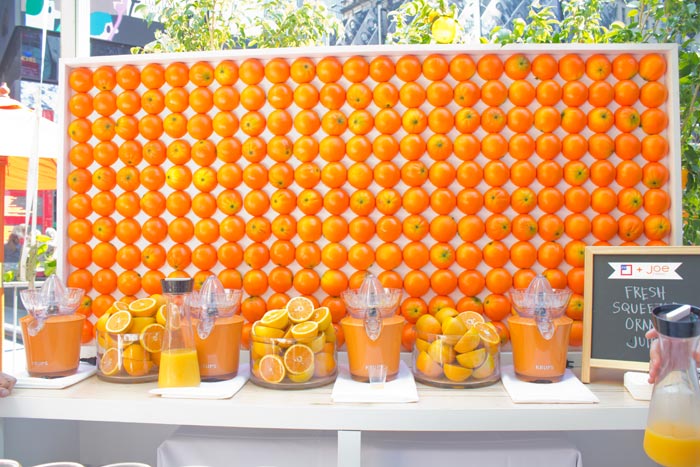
[58,45,681,342]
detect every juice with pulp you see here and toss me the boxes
[644,422,700,467]
[158,349,200,388]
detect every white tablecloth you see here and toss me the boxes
[157,426,337,467]
[158,427,582,467]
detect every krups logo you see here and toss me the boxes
[32,361,49,366]
[203,364,217,369]
[535,364,553,370]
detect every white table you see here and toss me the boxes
[0,353,652,466]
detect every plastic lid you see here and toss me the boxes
[161,277,193,295]
[652,304,700,338]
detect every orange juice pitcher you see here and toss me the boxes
[19,275,85,377]
[509,274,572,383]
[643,304,700,467]
[191,276,243,381]
[158,278,200,388]
[341,273,403,382]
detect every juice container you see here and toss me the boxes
[191,276,243,381]
[643,304,700,467]
[19,276,85,377]
[158,278,201,388]
[341,273,403,382]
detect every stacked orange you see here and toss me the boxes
[64,50,673,347]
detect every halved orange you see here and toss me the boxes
[283,343,314,375]
[286,296,315,323]
[99,347,120,376]
[128,297,158,317]
[139,323,165,353]
[105,310,132,334]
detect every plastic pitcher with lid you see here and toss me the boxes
[643,304,700,467]
[158,278,200,388]
[509,274,572,382]
[19,274,85,377]
[341,273,403,382]
[190,276,243,381]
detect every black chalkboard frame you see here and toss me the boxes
[582,245,700,383]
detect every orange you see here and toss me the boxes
[591,214,617,242]
[403,214,430,241]
[558,53,585,81]
[458,189,483,216]
[536,80,561,106]
[508,80,535,107]
[262,84,292,110]
[426,80,453,107]
[614,80,640,106]
[639,53,666,81]
[457,215,485,242]
[448,54,476,80]
[562,134,588,161]
[458,270,485,297]
[613,53,639,80]
[585,53,611,80]
[322,216,348,243]
[565,213,591,240]
[454,107,480,134]
[644,189,670,215]
[480,107,507,133]
[616,160,643,187]
[641,108,669,135]
[376,215,401,241]
[504,53,531,79]
[373,82,399,109]
[561,81,588,107]
[590,159,616,188]
[510,241,537,269]
[369,55,395,82]
[565,186,591,213]
[618,214,644,242]
[640,81,668,108]
[587,80,614,107]
[236,58,263,85]
[429,215,458,242]
[591,186,617,214]
[644,214,671,241]
[538,214,564,241]
[340,55,367,83]
[560,107,586,133]
[587,107,614,133]
[485,268,512,295]
[642,162,669,189]
[481,80,508,106]
[309,56,341,83]
[404,270,431,297]
[484,214,510,240]
[533,106,561,133]
[453,81,480,107]
[476,54,503,80]
[93,65,117,91]
[243,270,268,297]
[531,53,558,80]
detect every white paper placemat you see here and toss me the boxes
[13,362,96,389]
[624,371,653,401]
[501,365,599,404]
[149,364,250,399]
[331,361,419,403]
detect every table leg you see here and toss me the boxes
[337,430,361,467]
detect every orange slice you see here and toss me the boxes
[259,354,286,384]
[444,363,473,382]
[283,343,314,375]
[456,347,486,369]
[415,350,442,378]
[156,304,167,325]
[139,323,165,353]
[99,347,120,376]
[475,322,501,349]
[286,296,315,323]
[311,306,331,331]
[95,310,113,333]
[260,308,289,330]
[453,327,480,354]
[128,297,158,317]
[457,311,485,329]
[105,310,132,334]
[251,321,285,339]
[107,301,129,314]
[122,343,151,377]
[290,321,319,340]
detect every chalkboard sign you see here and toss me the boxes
[582,246,700,382]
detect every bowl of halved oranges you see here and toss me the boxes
[249,297,337,389]
[95,295,166,383]
[412,309,501,389]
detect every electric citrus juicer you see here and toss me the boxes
[341,273,403,382]
[19,274,85,377]
[190,276,243,381]
[509,274,573,383]
[643,304,700,467]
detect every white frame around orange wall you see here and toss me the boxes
[55,43,683,313]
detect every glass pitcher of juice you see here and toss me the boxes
[643,304,700,467]
[158,278,201,388]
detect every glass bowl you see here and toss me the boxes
[412,327,501,389]
[96,330,159,383]
[249,334,337,390]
